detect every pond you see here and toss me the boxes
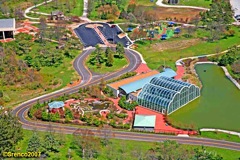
[170,64,240,131]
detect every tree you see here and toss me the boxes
[149,140,194,160]
[27,130,42,152]
[0,113,23,155]
[106,50,114,67]
[193,147,223,160]
[43,124,60,153]
[98,126,115,146]
[105,47,111,57]
[39,17,47,43]
[116,42,124,59]
[0,90,3,98]
[94,44,103,65]
[99,78,106,91]
[73,128,101,159]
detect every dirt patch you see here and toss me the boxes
[137,6,203,23]
[152,38,200,52]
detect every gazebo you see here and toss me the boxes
[48,101,65,112]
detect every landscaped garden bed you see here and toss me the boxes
[28,85,132,129]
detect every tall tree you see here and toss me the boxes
[106,50,114,67]
[105,47,111,57]
[149,140,194,160]
[98,126,114,146]
[94,44,103,65]
[39,17,47,43]
[116,42,124,59]
[193,147,223,160]
[73,128,101,159]
[43,124,60,153]
[0,113,23,155]
[27,130,42,152]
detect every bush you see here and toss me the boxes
[106,113,114,119]
[65,108,73,120]
[115,113,128,119]
[109,120,117,128]
[118,96,138,111]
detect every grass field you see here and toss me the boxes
[169,64,240,132]
[86,55,128,74]
[15,129,240,160]
[135,27,240,70]
[199,131,240,143]
[3,41,81,107]
[34,0,83,16]
[178,0,212,8]
[135,0,157,6]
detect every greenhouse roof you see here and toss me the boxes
[48,101,64,109]
[138,76,195,107]
[134,115,156,127]
[119,68,176,94]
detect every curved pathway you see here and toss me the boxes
[17,0,240,151]
[156,0,209,10]
[12,48,240,151]
[24,0,53,20]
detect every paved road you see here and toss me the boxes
[11,48,240,151]
[156,0,209,10]
[24,0,53,20]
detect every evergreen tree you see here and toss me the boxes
[94,44,103,65]
[105,47,111,57]
[0,113,23,155]
[43,126,60,153]
[116,43,125,59]
[106,51,114,67]
[27,130,41,152]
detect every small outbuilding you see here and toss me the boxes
[50,10,64,20]
[0,18,15,40]
[133,114,156,131]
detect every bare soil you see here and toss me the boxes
[151,38,200,52]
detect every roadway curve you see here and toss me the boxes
[11,48,240,151]
[156,0,209,10]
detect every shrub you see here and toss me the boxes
[107,113,114,119]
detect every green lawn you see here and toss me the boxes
[86,55,128,74]
[16,129,240,160]
[178,0,212,8]
[199,131,240,143]
[2,39,81,107]
[135,0,157,6]
[135,27,240,70]
[169,64,240,131]
[34,0,83,16]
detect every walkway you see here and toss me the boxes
[135,63,151,74]
[156,0,209,11]
[175,65,184,80]
[109,98,134,123]
[24,0,53,20]
[93,25,115,47]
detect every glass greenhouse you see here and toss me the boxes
[137,76,200,114]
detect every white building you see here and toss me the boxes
[0,18,15,40]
